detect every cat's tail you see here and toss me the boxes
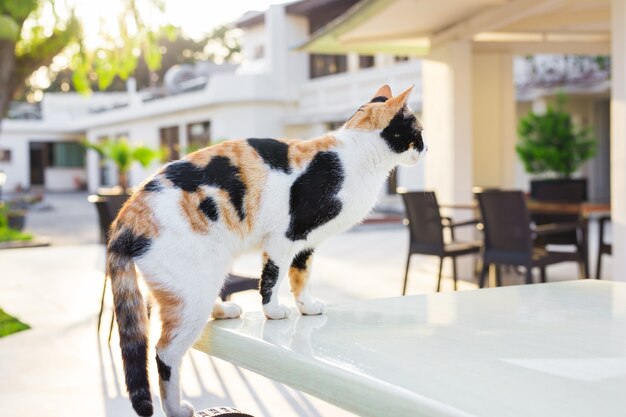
[107,225,153,417]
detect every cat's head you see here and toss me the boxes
[344,84,425,166]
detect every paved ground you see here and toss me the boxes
[0,192,611,417]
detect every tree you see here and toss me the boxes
[516,95,597,178]
[0,0,170,126]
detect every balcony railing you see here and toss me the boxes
[296,61,422,119]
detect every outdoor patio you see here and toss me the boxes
[0,193,607,417]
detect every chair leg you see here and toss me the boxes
[525,267,533,285]
[479,262,489,288]
[402,254,412,296]
[596,253,603,280]
[97,275,108,332]
[452,257,458,291]
[495,265,502,287]
[540,266,547,283]
[436,257,444,292]
[108,311,115,343]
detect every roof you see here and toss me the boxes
[299,0,611,56]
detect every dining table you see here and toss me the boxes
[439,199,611,278]
[194,280,626,417]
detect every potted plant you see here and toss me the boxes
[83,137,161,194]
[0,203,32,243]
[516,95,597,200]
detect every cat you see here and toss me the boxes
[107,84,425,417]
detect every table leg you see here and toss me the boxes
[581,217,590,279]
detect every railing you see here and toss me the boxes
[296,61,422,118]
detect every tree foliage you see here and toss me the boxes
[0,0,170,120]
[516,95,597,178]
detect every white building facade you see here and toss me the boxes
[0,0,609,210]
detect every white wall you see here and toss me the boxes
[0,127,84,192]
[86,101,290,191]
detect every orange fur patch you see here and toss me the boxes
[179,190,209,234]
[287,135,339,169]
[114,192,160,239]
[184,140,267,233]
[289,252,313,297]
[151,285,183,348]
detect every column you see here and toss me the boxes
[471,53,517,189]
[422,40,473,206]
[421,40,474,279]
[611,0,626,281]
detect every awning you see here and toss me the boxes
[298,0,611,56]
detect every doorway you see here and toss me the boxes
[29,142,48,186]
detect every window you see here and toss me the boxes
[0,149,11,162]
[395,56,410,62]
[359,55,375,69]
[187,121,211,153]
[160,126,180,161]
[48,142,85,167]
[310,54,348,79]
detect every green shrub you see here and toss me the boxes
[516,95,597,178]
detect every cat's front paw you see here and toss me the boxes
[297,299,327,316]
[264,304,292,320]
[212,302,243,319]
[165,400,194,417]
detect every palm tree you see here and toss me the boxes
[84,138,161,191]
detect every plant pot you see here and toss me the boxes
[8,212,26,231]
[530,178,588,203]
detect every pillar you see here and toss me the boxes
[471,53,517,189]
[611,0,626,281]
[422,40,473,206]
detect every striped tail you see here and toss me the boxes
[108,226,153,417]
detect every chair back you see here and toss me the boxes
[530,179,585,245]
[402,191,445,254]
[476,191,533,263]
[89,194,129,244]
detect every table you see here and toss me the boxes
[194,281,626,417]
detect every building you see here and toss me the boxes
[0,0,611,209]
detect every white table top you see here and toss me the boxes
[194,281,626,417]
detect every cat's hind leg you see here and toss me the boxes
[211,299,242,319]
[148,265,226,417]
[289,249,327,315]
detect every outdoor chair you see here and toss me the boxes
[401,191,481,294]
[476,190,584,287]
[596,215,612,279]
[530,179,587,264]
[89,194,260,342]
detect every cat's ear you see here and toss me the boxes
[373,84,392,100]
[386,85,414,113]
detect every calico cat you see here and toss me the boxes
[108,84,425,417]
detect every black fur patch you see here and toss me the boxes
[108,228,151,258]
[164,156,247,220]
[143,178,163,192]
[370,96,389,103]
[119,339,152,416]
[286,152,344,241]
[291,249,314,270]
[247,138,291,174]
[380,109,424,153]
[199,196,219,221]
[260,258,280,305]
[156,354,172,381]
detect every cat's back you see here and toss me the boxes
[115,136,342,243]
